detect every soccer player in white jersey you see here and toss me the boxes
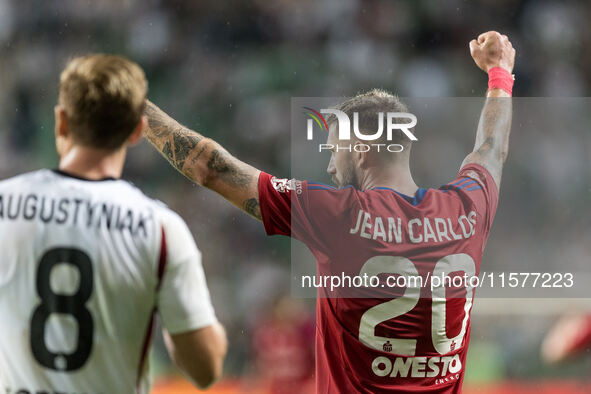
[0,55,227,393]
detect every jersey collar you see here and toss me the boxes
[372,186,429,206]
[52,169,118,182]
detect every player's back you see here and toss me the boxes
[311,165,498,393]
[258,163,499,393]
[0,169,176,393]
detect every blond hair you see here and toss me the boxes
[59,54,147,150]
[329,89,413,148]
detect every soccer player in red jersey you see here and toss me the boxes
[144,31,515,393]
[542,314,591,364]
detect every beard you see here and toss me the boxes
[336,156,360,189]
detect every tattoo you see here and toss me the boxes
[162,141,173,162]
[144,102,204,172]
[173,132,200,170]
[207,150,251,186]
[243,198,261,220]
[207,150,230,173]
[466,95,512,188]
[191,144,208,162]
[145,103,174,139]
[145,100,261,221]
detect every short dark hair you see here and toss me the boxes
[328,89,413,147]
[59,54,147,150]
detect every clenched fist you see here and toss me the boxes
[469,31,515,74]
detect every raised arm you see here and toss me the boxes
[461,31,515,188]
[144,101,262,220]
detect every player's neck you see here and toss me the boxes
[59,145,126,180]
[361,163,418,196]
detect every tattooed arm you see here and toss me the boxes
[144,101,262,220]
[461,91,512,188]
[461,31,515,188]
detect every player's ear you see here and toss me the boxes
[127,115,146,146]
[54,106,71,158]
[54,106,69,139]
[354,141,370,169]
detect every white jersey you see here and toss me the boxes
[0,169,217,394]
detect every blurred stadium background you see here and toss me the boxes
[1,0,590,392]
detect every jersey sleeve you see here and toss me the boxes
[258,172,358,252]
[156,211,217,335]
[257,172,295,237]
[448,163,499,238]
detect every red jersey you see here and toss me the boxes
[253,317,315,393]
[258,164,499,393]
[558,315,591,358]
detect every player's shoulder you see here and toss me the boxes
[435,178,483,196]
[117,182,188,230]
[150,200,198,258]
[86,174,197,253]
[367,186,429,207]
[152,200,187,230]
[0,169,51,188]
[428,164,499,219]
[436,163,497,198]
[303,182,362,209]
[130,187,189,232]
[303,180,363,198]
[307,181,354,193]
[0,168,178,213]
